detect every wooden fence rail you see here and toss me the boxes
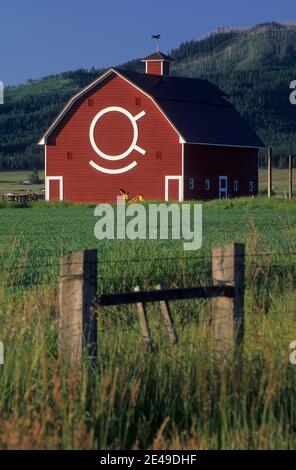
[97,285,234,306]
[58,242,245,366]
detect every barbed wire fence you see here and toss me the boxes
[1,244,296,368]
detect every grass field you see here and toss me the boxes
[0,197,296,449]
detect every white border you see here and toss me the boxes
[165,175,182,202]
[44,145,47,199]
[46,176,63,201]
[141,59,167,62]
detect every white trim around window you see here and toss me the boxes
[233,180,238,192]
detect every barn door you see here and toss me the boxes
[46,177,63,201]
[219,176,227,199]
[165,176,182,201]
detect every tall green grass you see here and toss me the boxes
[0,284,295,449]
[0,198,296,449]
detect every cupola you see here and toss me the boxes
[141,51,173,76]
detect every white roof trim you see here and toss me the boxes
[186,141,264,149]
[38,68,184,145]
[38,68,115,145]
[141,59,169,62]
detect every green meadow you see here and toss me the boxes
[0,197,296,449]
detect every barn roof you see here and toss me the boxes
[39,68,264,148]
[141,51,173,61]
[118,69,265,148]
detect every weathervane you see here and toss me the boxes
[151,34,161,52]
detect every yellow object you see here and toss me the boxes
[119,189,145,203]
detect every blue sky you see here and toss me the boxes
[1,0,296,85]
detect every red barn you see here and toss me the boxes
[38,51,264,202]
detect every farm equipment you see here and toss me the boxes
[119,188,145,203]
[2,192,45,203]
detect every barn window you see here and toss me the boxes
[67,151,73,160]
[205,179,210,190]
[156,150,162,159]
[88,98,94,106]
[233,180,238,191]
[135,97,141,106]
[189,178,194,190]
[249,181,254,192]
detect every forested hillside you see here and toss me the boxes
[1,22,296,170]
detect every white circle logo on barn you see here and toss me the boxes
[89,106,146,174]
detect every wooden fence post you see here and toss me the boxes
[212,243,245,358]
[289,154,293,200]
[156,284,178,345]
[267,147,272,198]
[58,249,97,367]
[134,286,153,350]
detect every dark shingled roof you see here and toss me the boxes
[141,51,173,62]
[117,69,265,148]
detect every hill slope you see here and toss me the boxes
[1,22,296,169]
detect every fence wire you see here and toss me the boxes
[1,249,296,272]
[2,248,296,362]
[0,250,296,294]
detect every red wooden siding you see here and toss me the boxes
[49,180,60,200]
[184,144,258,200]
[46,73,182,203]
[146,61,162,76]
